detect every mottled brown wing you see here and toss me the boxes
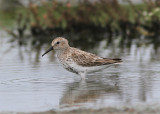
[71,49,121,67]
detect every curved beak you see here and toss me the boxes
[42,47,53,57]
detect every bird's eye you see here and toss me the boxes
[56,42,60,44]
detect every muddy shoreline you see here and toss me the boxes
[2,105,160,114]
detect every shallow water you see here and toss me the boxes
[0,32,160,112]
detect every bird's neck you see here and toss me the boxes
[56,47,70,58]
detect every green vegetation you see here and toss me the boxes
[0,10,16,26]
[1,0,160,42]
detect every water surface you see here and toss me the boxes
[0,32,160,112]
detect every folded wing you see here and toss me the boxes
[71,48,122,67]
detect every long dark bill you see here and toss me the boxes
[42,47,53,57]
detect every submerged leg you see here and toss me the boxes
[79,72,87,80]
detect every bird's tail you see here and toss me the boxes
[113,58,122,64]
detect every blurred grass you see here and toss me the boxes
[0,6,28,27]
[0,2,146,27]
[0,10,16,27]
[1,0,160,40]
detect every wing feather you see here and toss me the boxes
[71,48,121,67]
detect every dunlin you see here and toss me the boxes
[42,37,122,79]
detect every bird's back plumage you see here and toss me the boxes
[70,47,122,67]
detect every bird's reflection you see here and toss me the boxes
[60,74,121,108]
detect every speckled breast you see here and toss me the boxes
[62,60,79,74]
[58,55,79,74]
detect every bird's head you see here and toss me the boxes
[42,37,69,57]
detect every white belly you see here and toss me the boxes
[62,61,112,74]
[58,56,113,75]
